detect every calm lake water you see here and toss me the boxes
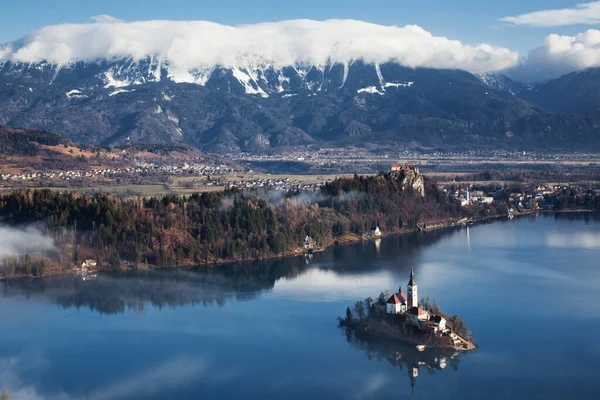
[1,213,600,400]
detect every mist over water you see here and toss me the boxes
[1,213,599,399]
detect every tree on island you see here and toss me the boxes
[378,290,391,305]
[450,315,473,342]
[354,300,366,320]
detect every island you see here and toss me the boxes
[339,267,476,351]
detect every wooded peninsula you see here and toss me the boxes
[0,169,573,278]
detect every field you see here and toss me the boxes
[167,172,355,194]
[1,173,355,197]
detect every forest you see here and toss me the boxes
[0,171,489,278]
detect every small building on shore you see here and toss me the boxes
[370,226,382,238]
[304,236,313,250]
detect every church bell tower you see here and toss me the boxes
[407,266,418,309]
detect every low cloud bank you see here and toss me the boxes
[508,29,600,82]
[5,15,600,82]
[0,17,518,74]
[0,225,54,257]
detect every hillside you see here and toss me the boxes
[0,126,72,155]
[0,125,221,177]
[0,170,476,278]
[518,69,600,114]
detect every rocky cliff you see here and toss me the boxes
[392,166,425,197]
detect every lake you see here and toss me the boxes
[1,213,600,399]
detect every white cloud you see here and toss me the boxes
[501,1,600,27]
[0,17,519,74]
[90,15,124,24]
[509,29,600,81]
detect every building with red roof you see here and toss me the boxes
[386,286,408,314]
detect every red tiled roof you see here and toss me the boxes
[387,294,402,304]
[410,307,428,316]
[387,292,407,304]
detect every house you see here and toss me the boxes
[370,226,382,238]
[477,196,494,205]
[386,287,408,314]
[304,236,313,250]
[391,164,401,172]
[427,315,447,333]
[409,306,430,325]
[81,259,97,270]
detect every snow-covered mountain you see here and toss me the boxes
[476,73,533,96]
[1,57,600,153]
[0,57,423,98]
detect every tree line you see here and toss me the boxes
[0,172,480,278]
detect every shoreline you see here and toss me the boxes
[1,209,597,281]
[341,319,477,352]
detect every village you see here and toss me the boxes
[0,162,235,184]
[446,182,600,212]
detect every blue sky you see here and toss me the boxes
[1,0,598,54]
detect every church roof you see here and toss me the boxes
[387,293,406,305]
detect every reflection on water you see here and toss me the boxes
[0,212,599,400]
[340,325,465,392]
[0,227,454,314]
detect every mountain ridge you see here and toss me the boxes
[2,59,600,153]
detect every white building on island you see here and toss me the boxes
[386,287,408,314]
[386,267,450,334]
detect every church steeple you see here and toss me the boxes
[407,266,418,309]
[408,266,416,286]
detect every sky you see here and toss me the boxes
[2,0,600,81]
[0,0,594,52]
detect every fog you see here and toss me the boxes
[0,224,55,257]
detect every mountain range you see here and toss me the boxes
[1,58,600,153]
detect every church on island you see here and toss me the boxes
[386,267,447,334]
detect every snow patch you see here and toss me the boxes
[232,67,268,97]
[357,86,384,95]
[166,109,179,124]
[66,89,87,100]
[375,63,385,89]
[103,69,131,88]
[339,61,350,88]
[384,81,414,88]
[108,88,133,96]
[282,93,297,98]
